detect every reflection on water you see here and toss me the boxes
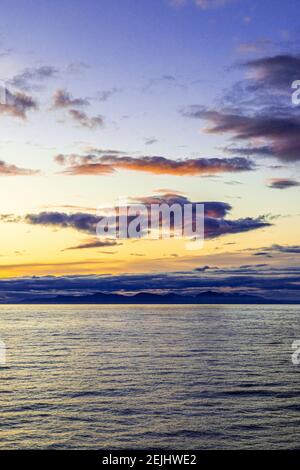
[0,304,299,449]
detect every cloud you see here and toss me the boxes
[236,41,273,54]
[0,47,13,58]
[96,88,120,102]
[0,89,38,119]
[54,152,255,176]
[195,265,216,272]
[0,214,22,222]
[66,62,90,74]
[63,238,119,251]
[169,0,187,5]
[22,192,271,241]
[0,160,39,176]
[134,193,232,218]
[54,153,112,174]
[133,193,270,239]
[268,178,300,189]
[24,211,99,234]
[52,89,89,109]
[237,43,262,54]
[0,264,300,303]
[170,0,234,9]
[223,145,273,157]
[253,251,273,258]
[66,61,90,75]
[258,244,300,254]
[9,65,58,91]
[181,53,300,164]
[220,54,300,113]
[145,137,158,145]
[194,0,234,9]
[273,245,300,254]
[51,89,104,128]
[182,106,300,162]
[204,216,270,239]
[242,54,300,91]
[68,109,104,129]
[84,148,126,156]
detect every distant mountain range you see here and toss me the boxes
[12,290,299,304]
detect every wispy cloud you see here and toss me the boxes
[144,137,158,146]
[170,0,235,9]
[194,0,234,9]
[96,88,121,102]
[8,65,58,91]
[236,40,274,54]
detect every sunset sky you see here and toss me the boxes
[0,0,299,301]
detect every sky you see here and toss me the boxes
[0,0,300,301]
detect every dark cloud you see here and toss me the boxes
[223,145,273,157]
[0,264,299,303]
[195,265,217,272]
[134,193,270,238]
[183,106,300,162]
[9,65,58,91]
[274,245,300,254]
[0,89,38,119]
[260,244,300,254]
[268,178,300,189]
[222,55,300,110]
[22,192,271,240]
[54,151,254,176]
[242,54,300,91]
[253,252,273,258]
[134,193,232,218]
[204,216,270,239]
[24,211,99,234]
[0,160,39,176]
[181,53,300,164]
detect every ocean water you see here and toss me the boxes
[0,304,299,450]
